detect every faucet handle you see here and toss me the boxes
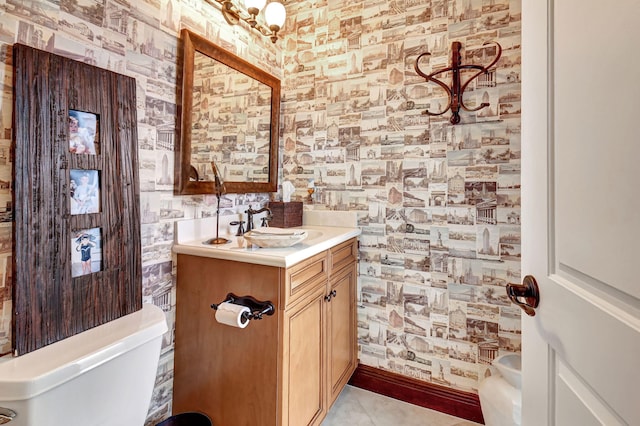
[230,220,245,236]
[244,209,254,232]
[260,215,271,227]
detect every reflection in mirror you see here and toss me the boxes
[191,51,274,184]
[177,29,280,194]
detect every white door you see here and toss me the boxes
[521,1,640,425]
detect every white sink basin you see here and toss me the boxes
[242,228,325,248]
[200,229,326,250]
[243,228,308,248]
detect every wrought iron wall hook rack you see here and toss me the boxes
[415,41,502,124]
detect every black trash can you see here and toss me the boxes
[156,412,212,426]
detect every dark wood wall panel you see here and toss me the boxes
[12,44,142,355]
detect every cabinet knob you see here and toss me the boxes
[324,289,337,302]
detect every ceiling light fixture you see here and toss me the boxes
[207,0,286,43]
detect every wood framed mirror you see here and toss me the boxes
[177,29,280,194]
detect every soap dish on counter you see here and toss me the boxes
[243,228,308,248]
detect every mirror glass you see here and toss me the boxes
[178,29,280,194]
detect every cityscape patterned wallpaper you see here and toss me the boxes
[0,0,521,423]
[278,0,522,393]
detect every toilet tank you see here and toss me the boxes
[0,304,168,426]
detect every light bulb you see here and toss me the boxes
[264,1,286,29]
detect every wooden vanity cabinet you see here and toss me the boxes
[173,238,358,426]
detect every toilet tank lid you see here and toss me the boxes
[0,304,168,401]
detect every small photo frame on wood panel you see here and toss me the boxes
[71,227,102,278]
[70,169,100,215]
[68,110,99,155]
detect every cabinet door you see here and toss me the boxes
[282,286,327,426]
[327,263,357,405]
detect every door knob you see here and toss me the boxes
[506,275,540,317]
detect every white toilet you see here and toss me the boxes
[0,303,168,426]
[478,353,522,426]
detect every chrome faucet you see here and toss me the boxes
[245,207,272,232]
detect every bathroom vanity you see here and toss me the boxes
[172,222,360,426]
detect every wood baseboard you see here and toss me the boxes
[348,364,485,424]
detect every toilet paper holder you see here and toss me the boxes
[211,293,275,321]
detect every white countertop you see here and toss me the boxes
[173,217,360,268]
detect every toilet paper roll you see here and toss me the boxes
[215,302,251,329]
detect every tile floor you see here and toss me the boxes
[322,385,483,426]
